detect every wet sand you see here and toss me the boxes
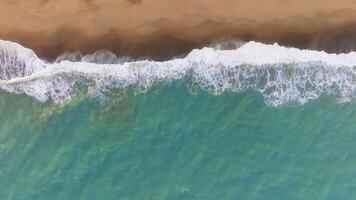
[2,0,356,59]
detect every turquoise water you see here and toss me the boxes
[0,83,355,200]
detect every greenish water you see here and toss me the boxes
[0,83,355,200]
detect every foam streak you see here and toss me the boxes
[0,40,354,106]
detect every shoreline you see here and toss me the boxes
[2,0,356,59]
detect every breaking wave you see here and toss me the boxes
[0,39,355,106]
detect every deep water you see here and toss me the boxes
[0,83,355,200]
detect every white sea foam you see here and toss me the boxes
[0,40,45,80]
[0,39,354,106]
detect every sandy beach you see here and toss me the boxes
[2,0,356,59]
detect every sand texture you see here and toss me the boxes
[1,0,356,58]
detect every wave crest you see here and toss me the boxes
[0,39,355,106]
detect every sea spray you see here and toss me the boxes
[0,40,354,106]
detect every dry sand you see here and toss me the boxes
[1,0,356,59]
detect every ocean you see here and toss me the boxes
[0,39,355,199]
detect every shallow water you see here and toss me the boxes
[0,39,355,199]
[0,83,355,199]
